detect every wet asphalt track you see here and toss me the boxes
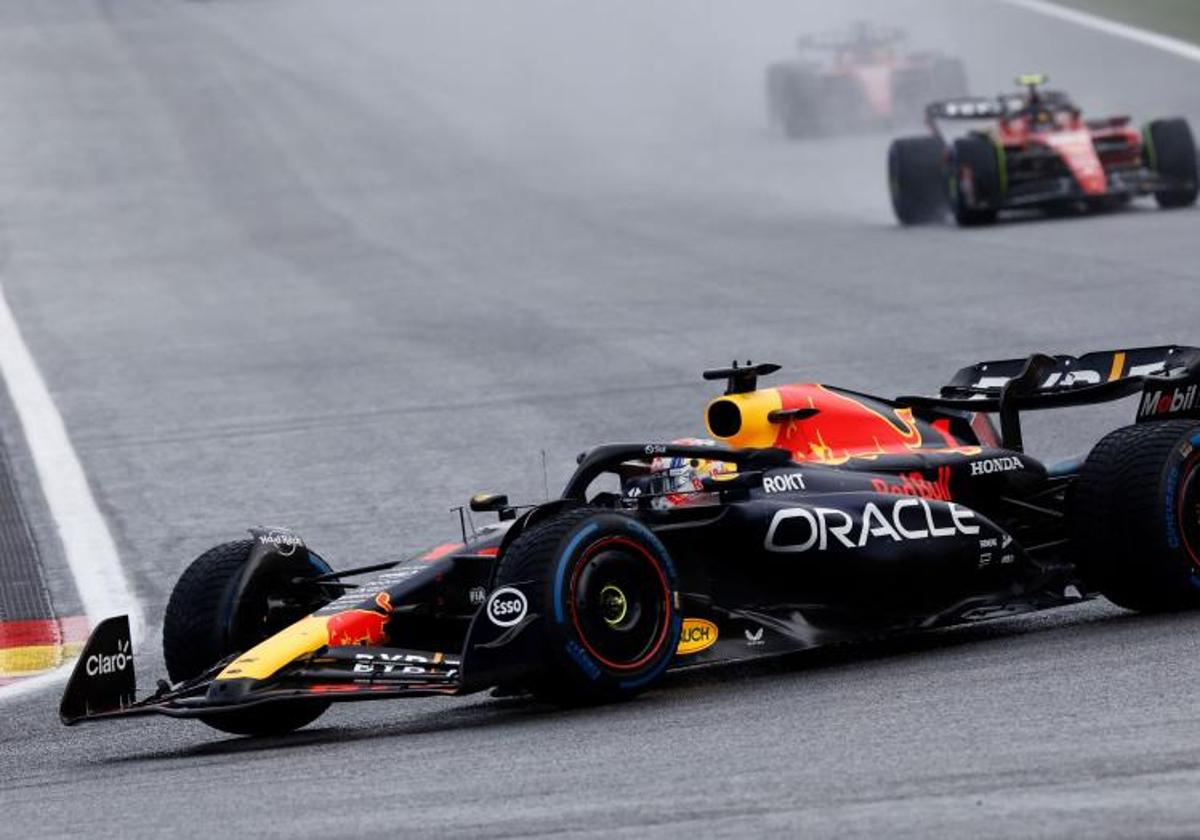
[2,0,1200,837]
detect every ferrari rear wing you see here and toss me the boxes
[897,346,1200,451]
[926,97,1005,122]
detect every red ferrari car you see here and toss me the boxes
[888,74,1198,225]
[766,22,967,138]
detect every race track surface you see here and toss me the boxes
[2,1,1199,836]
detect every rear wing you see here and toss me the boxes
[898,346,1200,451]
[926,97,1005,122]
[925,89,1078,134]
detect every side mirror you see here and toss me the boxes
[469,493,509,513]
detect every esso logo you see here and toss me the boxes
[486,587,528,627]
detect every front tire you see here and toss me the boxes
[163,539,335,735]
[1070,420,1200,611]
[1145,118,1199,208]
[494,509,681,705]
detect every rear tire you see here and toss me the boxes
[766,63,819,139]
[163,539,335,735]
[1145,118,1199,208]
[1070,421,1200,611]
[820,73,870,134]
[888,136,947,225]
[949,134,1001,226]
[494,509,681,705]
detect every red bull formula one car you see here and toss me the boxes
[889,74,1199,225]
[63,346,1200,736]
[766,21,967,138]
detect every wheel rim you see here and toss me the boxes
[568,536,672,672]
[1178,452,1200,568]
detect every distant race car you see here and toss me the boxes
[888,74,1199,225]
[766,21,967,138]
[63,347,1200,737]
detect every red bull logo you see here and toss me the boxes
[772,384,922,462]
[325,592,393,647]
[871,467,953,501]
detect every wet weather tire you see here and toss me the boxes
[949,134,1000,226]
[163,539,334,735]
[888,136,946,224]
[1145,118,1198,209]
[766,63,820,139]
[1070,420,1200,612]
[494,509,681,705]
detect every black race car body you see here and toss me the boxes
[62,346,1200,734]
[888,75,1199,225]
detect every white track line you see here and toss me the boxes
[998,0,1200,63]
[0,283,143,702]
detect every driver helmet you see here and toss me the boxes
[646,438,735,508]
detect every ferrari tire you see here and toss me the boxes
[820,73,869,134]
[163,539,334,735]
[888,136,946,224]
[494,508,681,705]
[766,63,819,139]
[949,134,1000,226]
[1145,118,1199,208]
[1070,420,1200,612]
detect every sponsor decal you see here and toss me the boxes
[486,587,527,627]
[257,529,303,556]
[1140,385,1200,418]
[762,472,806,494]
[565,639,602,680]
[86,637,131,677]
[970,456,1023,477]
[468,586,486,606]
[321,567,423,612]
[676,618,718,655]
[352,651,460,676]
[871,466,952,501]
[764,499,979,553]
[744,627,764,647]
[1166,465,1181,549]
[326,592,393,646]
